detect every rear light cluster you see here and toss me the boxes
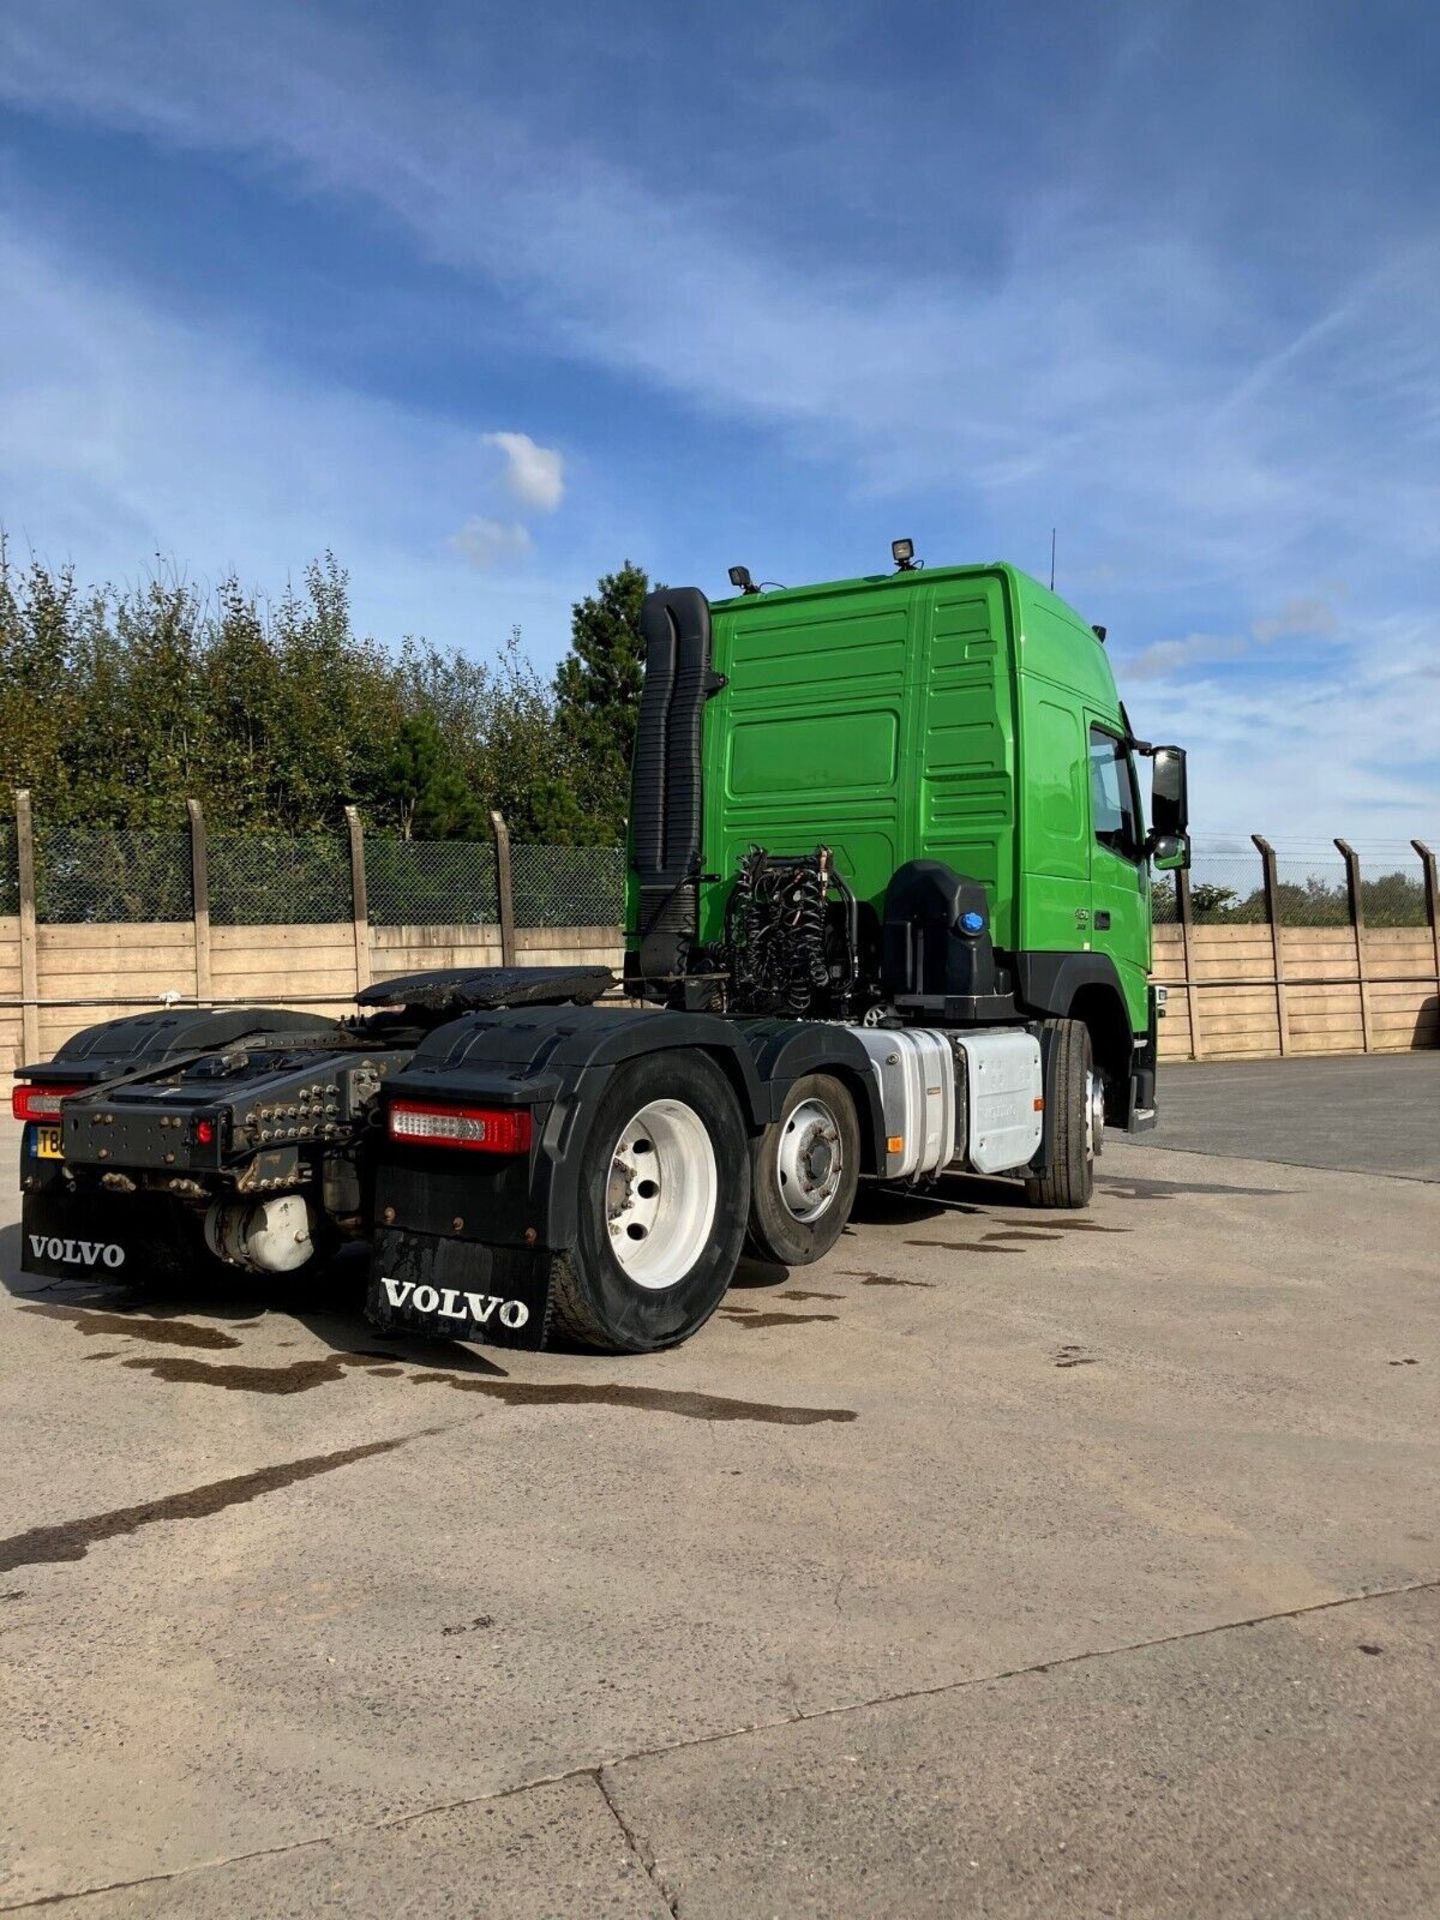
[11,1083,82,1124]
[388,1099,532,1155]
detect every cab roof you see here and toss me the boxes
[710,560,1097,634]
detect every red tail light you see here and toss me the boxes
[388,1099,532,1155]
[12,1083,83,1124]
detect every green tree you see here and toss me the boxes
[380,715,488,840]
[0,540,646,856]
[1359,869,1427,928]
[549,560,651,842]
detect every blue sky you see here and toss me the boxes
[1,0,1437,845]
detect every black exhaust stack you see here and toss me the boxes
[626,587,715,990]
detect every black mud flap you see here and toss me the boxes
[367,1229,553,1351]
[20,1189,191,1282]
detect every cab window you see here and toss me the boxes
[1088,727,1141,861]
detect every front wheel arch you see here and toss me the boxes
[1068,983,1135,1125]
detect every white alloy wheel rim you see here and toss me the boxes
[776,1096,844,1223]
[605,1098,718,1289]
[1085,1070,1105,1160]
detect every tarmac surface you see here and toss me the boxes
[1142,1051,1439,1181]
[1,1053,1436,1916]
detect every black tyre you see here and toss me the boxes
[744,1072,861,1266]
[548,1049,750,1353]
[1023,1018,1097,1209]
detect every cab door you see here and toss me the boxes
[1086,724,1150,1032]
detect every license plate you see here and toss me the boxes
[31,1124,63,1161]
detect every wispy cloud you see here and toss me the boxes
[1124,609,1440,836]
[1127,594,1342,679]
[1252,596,1338,643]
[449,516,533,570]
[1124,633,1249,681]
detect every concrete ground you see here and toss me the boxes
[0,1054,1436,1916]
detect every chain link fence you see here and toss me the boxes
[511,844,626,927]
[2,809,1433,941]
[1186,849,1268,924]
[0,822,16,918]
[1359,852,1429,927]
[1146,844,1430,930]
[209,832,352,926]
[1270,852,1350,927]
[34,826,192,923]
[366,839,499,926]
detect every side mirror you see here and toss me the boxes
[1150,746,1188,838]
[1151,833,1190,873]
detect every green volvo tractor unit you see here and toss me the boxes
[17,550,1188,1356]
[625,556,1187,1119]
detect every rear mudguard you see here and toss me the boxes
[372,1003,889,1253]
[367,1236,555,1350]
[366,1004,889,1346]
[367,1005,767,1348]
[20,1188,196,1282]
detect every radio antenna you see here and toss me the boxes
[1049,527,1056,592]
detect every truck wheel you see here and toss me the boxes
[1023,1018,1097,1209]
[745,1073,860,1266]
[548,1050,750,1353]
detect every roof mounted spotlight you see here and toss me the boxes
[727,564,761,595]
[891,537,917,572]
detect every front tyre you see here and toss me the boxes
[1023,1017,1096,1209]
[745,1073,860,1266]
[548,1050,750,1353]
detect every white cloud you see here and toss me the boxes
[483,432,565,513]
[449,516,533,570]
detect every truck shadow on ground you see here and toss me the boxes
[0,1223,863,1427]
[0,1148,1290,1392]
[0,1223,511,1381]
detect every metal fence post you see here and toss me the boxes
[490,810,516,967]
[15,790,39,1064]
[1412,840,1440,1015]
[1175,864,1202,1060]
[345,806,371,994]
[1251,834,1289,1056]
[187,799,212,1007]
[1335,838,1371,1053]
